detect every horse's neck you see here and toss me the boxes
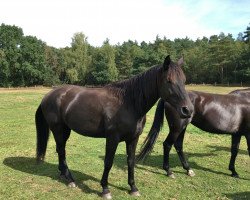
[108,66,161,118]
[125,69,160,118]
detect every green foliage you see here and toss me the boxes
[0,49,10,86]
[1,23,250,86]
[71,33,92,84]
[243,24,250,43]
[87,40,118,85]
[0,24,23,86]
[115,42,134,79]
[0,24,60,86]
[18,36,47,86]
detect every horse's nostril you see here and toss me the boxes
[181,106,190,117]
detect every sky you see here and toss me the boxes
[1,0,250,48]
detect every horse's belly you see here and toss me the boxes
[65,110,106,138]
[193,104,242,134]
[72,127,105,138]
[194,115,240,134]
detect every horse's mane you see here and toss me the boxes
[105,65,161,115]
[105,61,185,116]
[106,65,160,94]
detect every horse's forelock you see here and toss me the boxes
[167,62,186,83]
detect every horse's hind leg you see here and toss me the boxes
[229,134,241,178]
[51,124,76,187]
[174,128,195,177]
[245,134,250,156]
[126,136,140,196]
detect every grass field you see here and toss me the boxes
[0,85,249,200]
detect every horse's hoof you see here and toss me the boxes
[187,169,195,177]
[36,156,44,164]
[231,174,239,178]
[68,182,77,188]
[130,191,140,197]
[101,192,112,199]
[59,174,65,180]
[167,172,176,179]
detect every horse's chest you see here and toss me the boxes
[105,111,142,137]
[106,114,136,132]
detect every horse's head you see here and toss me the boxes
[158,55,193,118]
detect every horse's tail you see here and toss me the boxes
[136,99,165,162]
[35,104,50,162]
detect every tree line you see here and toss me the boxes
[0,23,250,87]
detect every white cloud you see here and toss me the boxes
[1,0,249,48]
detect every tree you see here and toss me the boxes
[1,22,250,87]
[88,39,118,85]
[103,40,118,82]
[60,47,79,84]
[44,46,61,85]
[71,32,92,84]
[207,33,235,83]
[174,37,195,57]
[115,40,146,79]
[18,36,47,85]
[184,44,211,83]
[243,24,250,43]
[0,24,23,86]
[115,42,133,80]
[0,49,10,86]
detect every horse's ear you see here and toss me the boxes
[163,55,171,70]
[177,56,184,67]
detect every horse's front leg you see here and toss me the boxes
[163,137,174,178]
[100,137,119,199]
[126,136,140,196]
[229,134,241,178]
[174,128,195,177]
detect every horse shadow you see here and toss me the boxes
[107,148,249,181]
[3,156,127,196]
[224,191,250,200]
[100,151,217,174]
[207,145,249,155]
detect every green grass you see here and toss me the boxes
[0,86,249,200]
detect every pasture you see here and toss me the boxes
[0,86,249,200]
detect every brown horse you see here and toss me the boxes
[35,55,193,199]
[137,89,250,178]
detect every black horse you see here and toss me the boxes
[35,56,193,199]
[137,89,250,178]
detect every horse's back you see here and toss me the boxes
[229,88,250,102]
[40,85,75,124]
[40,85,106,134]
[63,87,116,136]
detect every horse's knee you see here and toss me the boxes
[174,143,183,153]
[56,146,65,154]
[127,157,135,166]
[163,141,172,150]
[104,159,114,171]
[231,146,239,155]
